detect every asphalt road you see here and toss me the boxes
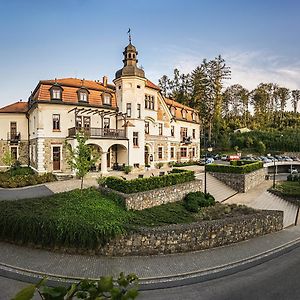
[2,245,300,300]
[139,245,300,300]
[0,185,53,201]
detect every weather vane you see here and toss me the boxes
[127,28,132,44]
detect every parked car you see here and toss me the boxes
[221,155,228,161]
[227,155,240,161]
[205,158,214,164]
[282,156,293,162]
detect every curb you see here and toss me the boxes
[1,237,300,290]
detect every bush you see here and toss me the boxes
[184,191,215,212]
[123,165,133,174]
[155,162,164,169]
[173,161,200,167]
[0,170,56,188]
[104,169,195,194]
[206,161,263,174]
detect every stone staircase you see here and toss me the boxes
[224,187,298,228]
[196,173,238,202]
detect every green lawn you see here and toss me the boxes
[274,181,300,198]
[0,188,257,250]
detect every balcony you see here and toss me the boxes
[68,127,126,139]
[7,132,21,143]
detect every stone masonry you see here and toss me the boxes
[99,210,283,256]
[100,179,202,210]
[209,168,266,193]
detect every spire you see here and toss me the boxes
[127,28,132,44]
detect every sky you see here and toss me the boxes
[0,0,299,107]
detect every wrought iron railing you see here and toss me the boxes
[7,132,21,142]
[68,127,126,139]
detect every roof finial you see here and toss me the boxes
[127,28,132,44]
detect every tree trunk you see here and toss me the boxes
[80,177,84,192]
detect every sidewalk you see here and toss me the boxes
[1,226,300,289]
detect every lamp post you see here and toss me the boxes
[273,158,276,189]
[204,146,213,195]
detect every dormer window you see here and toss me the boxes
[79,91,88,102]
[182,109,187,119]
[102,93,112,106]
[170,106,176,117]
[50,85,63,100]
[192,112,197,121]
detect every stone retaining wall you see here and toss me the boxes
[100,179,202,210]
[98,210,283,256]
[209,168,266,192]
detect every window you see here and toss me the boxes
[83,116,90,128]
[104,118,110,128]
[103,94,111,105]
[158,147,163,159]
[171,125,175,137]
[180,147,187,158]
[126,103,132,117]
[192,147,196,157]
[133,132,139,147]
[137,104,141,118]
[170,107,176,117]
[170,147,175,159]
[180,127,188,140]
[79,91,88,102]
[10,122,17,139]
[158,123,163,135]
[145,121,149,134]
[145,95,155,110]
[76,116,82,128]
[192,112,197,121]
[10,146,18,161]
[137,85,141,89]
[52,114,60,130]
[192,129,196,139]
[181,110,187,119]
[50,87,62,100]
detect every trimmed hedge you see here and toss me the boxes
[206,161,263,174]
[0,171,56,188]
[230,160,257,166]
[103,169,195,194]
[173,161,200,167]
[184,191,215,212]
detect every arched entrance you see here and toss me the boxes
[87,144,103,172]
[145,145,150,165]
[107,144,128,170]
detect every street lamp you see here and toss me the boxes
[273,157,276,188]
[204,146,213,194]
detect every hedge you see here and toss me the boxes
[230,160,257,166]
[173,161,200,167]
[206,161,263,174]
[103,169,195,194]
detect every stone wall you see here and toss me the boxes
[100,179,202,210]
[0,140,29,167]
[209,168,266,192]
[98,210,283,256]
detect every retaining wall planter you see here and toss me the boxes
[99,179,202,210]
[98,210,283,256]
[209,168,266,192]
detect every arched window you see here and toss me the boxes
[182,109,187,119]
[170,106,176,117]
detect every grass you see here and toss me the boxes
[273,181,300,198]
[0,188,258,250]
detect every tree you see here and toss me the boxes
[2,150,14,168]
[66,134,99,191]
[291,90,300,113]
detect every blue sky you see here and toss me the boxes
[0,0,299,107]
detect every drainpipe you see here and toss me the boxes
[26,113,30,167]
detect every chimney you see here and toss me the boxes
[102,76,108,87]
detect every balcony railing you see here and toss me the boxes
[68,127,126,139]
[7,132,21,142]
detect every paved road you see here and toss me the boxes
[0,185,54,201]
[139,246,300,300]
[2,245,300,300]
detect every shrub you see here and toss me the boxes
[206,161,263,174]
[104,169,195,194]
[155,162,164,169]
[184,191,215,212]
[124,165,133,174]
[173,161,200,167]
